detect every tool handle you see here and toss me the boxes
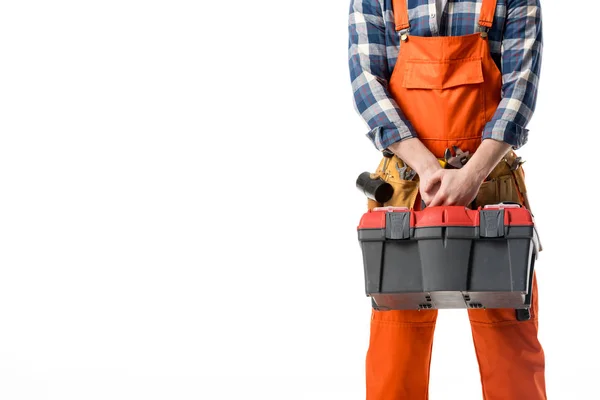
[356,172,394,203]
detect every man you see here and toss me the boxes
[348,0,545,399]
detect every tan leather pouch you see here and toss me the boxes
[474,150,525,206]
[367,155,420,210]
[473,150,542,251]
[474,174,522,208]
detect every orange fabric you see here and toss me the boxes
[468,275,546,399]
[403,58,484,89]
[366,275,545,400]
[392,0,410,31]
[479,0,498,28]
[388,33,502,159]
[365,1,546,399]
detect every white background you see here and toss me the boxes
[0,1,597,399]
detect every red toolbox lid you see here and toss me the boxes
[480,204,534,227]
[413,206,477,228]
[358,207,409,229]
[357,204,534,230]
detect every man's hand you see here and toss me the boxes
[424,139,513,207]
[387,138,512,207]
[387,139,443,205]
[424,168,482,207]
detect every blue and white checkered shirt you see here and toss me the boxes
[348,0,543,151]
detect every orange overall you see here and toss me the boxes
[365,0,546,399]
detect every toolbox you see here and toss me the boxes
[357,204,540,311]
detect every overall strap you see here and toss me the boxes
[392,0,410,32]
[478,0,498,28]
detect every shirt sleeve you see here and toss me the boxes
[348,0,417,151]
[482,0,543,149]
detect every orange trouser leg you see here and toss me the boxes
[366,308,437,400]
[468,273,546,399]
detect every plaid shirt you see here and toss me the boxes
[348,0,543,151]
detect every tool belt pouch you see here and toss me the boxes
[477,151,528,208]
[474,173,522,208]
[367,155,419,210]
[474,150,543,252]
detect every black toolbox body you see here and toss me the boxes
[357,205,540,311]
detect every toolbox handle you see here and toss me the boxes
[483,202,522,210]
[373,206,410,212]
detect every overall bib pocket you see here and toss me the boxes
[398,57,487,157]
[402,57,484,90]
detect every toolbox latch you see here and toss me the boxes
[480,209,505,238]
[385,211,411,240]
